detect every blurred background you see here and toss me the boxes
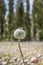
[0,0,43,41]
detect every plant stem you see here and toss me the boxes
[18,39,25,65]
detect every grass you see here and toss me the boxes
[0,42,43,65]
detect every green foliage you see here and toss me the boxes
[0,0,43,41]
[8,0,14,40]
[23,0,31,41]
[15,0,24,28]
[0,0,6,40]
[32,0,43,40]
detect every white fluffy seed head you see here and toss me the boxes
[14,28,26,39]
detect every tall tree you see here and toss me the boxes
[8,0,14,40]
[23,0,31,40]
[16,0,24,28]
[0,0,6,40]
[32,0,43,41]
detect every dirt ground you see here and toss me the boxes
[0,42,43,57]
[0,42,43,65]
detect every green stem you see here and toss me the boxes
[18,39,25,65]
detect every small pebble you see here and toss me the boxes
[14,57,18,62]
[37,54,42,58]
[22,63,24,65]
[20,60,23,64]
[27,61,31,65]
[31,63,36,65]
[17,58,21,62]
[2,61,7,65]
[31,57,38,63]
[24,59,29,62]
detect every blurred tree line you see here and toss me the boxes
[0,0,43,41]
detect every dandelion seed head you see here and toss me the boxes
[14,28,26,39]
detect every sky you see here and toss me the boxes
[29,0,34,14]
[4,0,34,16]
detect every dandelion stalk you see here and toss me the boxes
[18,39,25,65]
[14,28,26,65]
